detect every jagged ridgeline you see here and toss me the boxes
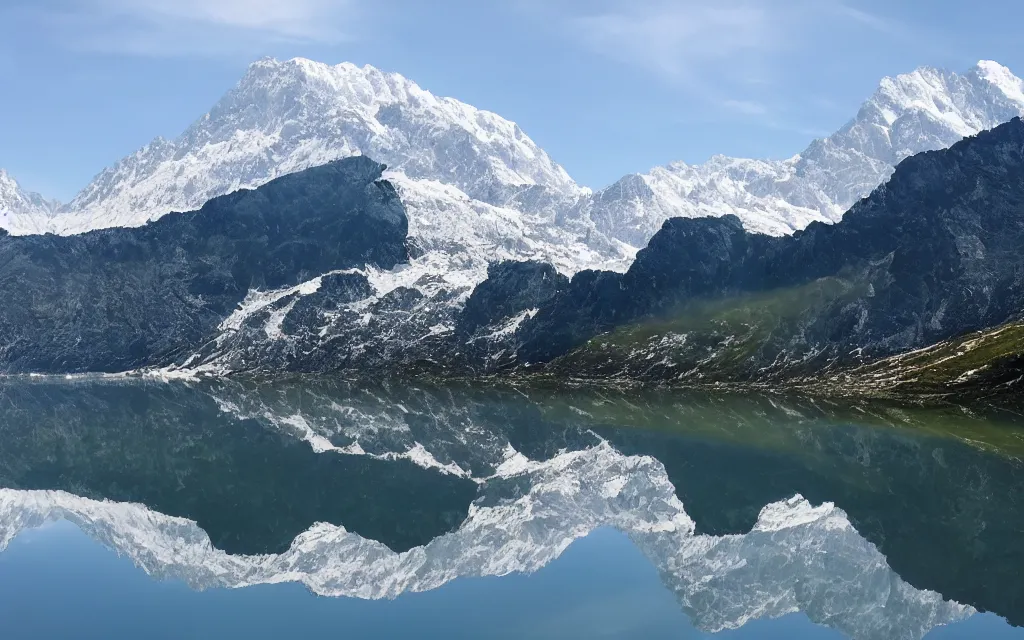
[0,158,408,372]
[513,117,1024,394]
[3,118,1024,391]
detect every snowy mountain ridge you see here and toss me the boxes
[568,60,1024,246]
[4,59,1024,377]
[55,57,584,236]
[0,169,60,235]
[5,58,1023,258]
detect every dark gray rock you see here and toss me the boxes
[0,157,408,373]
[457,261,568,338]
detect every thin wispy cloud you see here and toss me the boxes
[553,0,914,79]
[832,3,906,38]
[17,0,361,57]
[571,1,776,81]
[537,0,921,126]
[722,99,769,117]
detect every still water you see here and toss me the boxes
[0,378,1021,639]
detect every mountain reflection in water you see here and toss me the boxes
[0,377,1021,639]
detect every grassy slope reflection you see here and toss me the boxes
[523,385,1024,627]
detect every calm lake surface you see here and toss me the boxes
[0,377,1022,639]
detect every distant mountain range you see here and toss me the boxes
[3,58,1024,395]
[5,59,1024,251]
[6,58,1024,243]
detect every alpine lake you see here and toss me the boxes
[0,376,1022,639]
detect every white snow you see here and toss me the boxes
[6,58,1022,283]
[35,57,582,238]
[567,61,1024,249]
[477,308,539,342]
[0,169,60,235]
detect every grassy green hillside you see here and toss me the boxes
[547,277,866,382]
[821,322,1024,398]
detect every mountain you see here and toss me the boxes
[58,57,580,229]
[28,58,631,366]
[6,58,1021,374]
[0,157,407,373]
[6,117,1024,389]
[46,57,627,280]
[566,61,1024,246]
[506,117,1024,391]
[13,59,1024,259]
[0,169,59,235]
[4,59,1024,390]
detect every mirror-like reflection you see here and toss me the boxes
[0,377,1021,639]
[0,381,477,554]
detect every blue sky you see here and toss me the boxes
[1,0,1023,201]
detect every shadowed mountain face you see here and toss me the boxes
[495,118,1024,385]
[0,157,407,374]
[0,378,1022,629]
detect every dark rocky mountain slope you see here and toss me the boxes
[498,117,1024,389]
[0,157,407,373]
[4,119,1024,395]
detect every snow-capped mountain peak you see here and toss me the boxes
[7,58,1024,359]
[57,56,580,235]
[840,61,1024,158]
[0,169,60,235]
[972,59,1024,103]
[567,61,1024,248]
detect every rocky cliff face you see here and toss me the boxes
[0,157,407,373]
